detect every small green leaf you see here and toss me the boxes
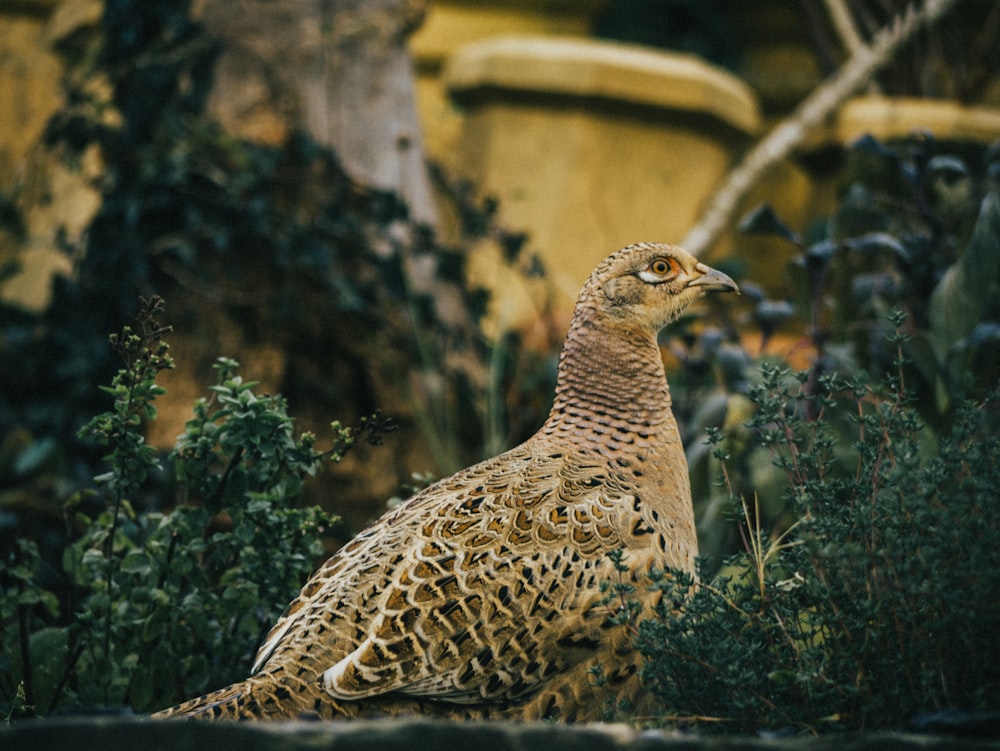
[929,190,1000,355]
[120,551,151,575]
[28,627,70,713]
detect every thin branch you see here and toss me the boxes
[824,0,868,55]
[824,0,884,95]
[682,0,961,258]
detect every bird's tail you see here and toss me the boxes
[152,680,258,720]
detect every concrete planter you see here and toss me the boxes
[441,36,760,333]
[410,0,609,163]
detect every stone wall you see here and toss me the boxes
[0,0,101,311]
[3,717,1000,751]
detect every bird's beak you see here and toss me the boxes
[687,262,739,294]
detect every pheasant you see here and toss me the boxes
[154,242,738,721]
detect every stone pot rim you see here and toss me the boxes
[810,95,1000,146]
[442,35,761,137]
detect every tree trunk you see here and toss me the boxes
[195,0,437,225]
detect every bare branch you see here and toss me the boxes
[682,0,960,258]
[824,0,867,55]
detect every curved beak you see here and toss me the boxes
[688,262,739,294]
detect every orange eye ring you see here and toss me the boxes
[649,257,678,277]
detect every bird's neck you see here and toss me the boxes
[541,309,676,447]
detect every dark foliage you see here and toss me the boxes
[633,135,1000,733]
[2,298,396,717]
[638,341,1000,733]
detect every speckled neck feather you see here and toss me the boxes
[544,300,673,448]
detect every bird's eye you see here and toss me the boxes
[651,258,671,275]
[640,256,680,282]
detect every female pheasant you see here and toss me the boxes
[154,242,738,721]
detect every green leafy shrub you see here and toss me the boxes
[676,134,1000,567]
[637,313,1000,733]
[1,298,390,717]
[633,134,1000,733]
[740,135,1000,419]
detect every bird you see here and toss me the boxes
[153,242,738,721]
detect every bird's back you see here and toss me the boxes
[163,430,691,719]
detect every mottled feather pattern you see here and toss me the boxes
[154,243,738,721]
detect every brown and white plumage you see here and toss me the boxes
[154,243,738,721]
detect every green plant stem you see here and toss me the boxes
[16,605,34,713]
[211,446,246,510]
[102,373,140,672]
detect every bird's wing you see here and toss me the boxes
[251,444,645,705]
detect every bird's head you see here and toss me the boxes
[584,242,739,333]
